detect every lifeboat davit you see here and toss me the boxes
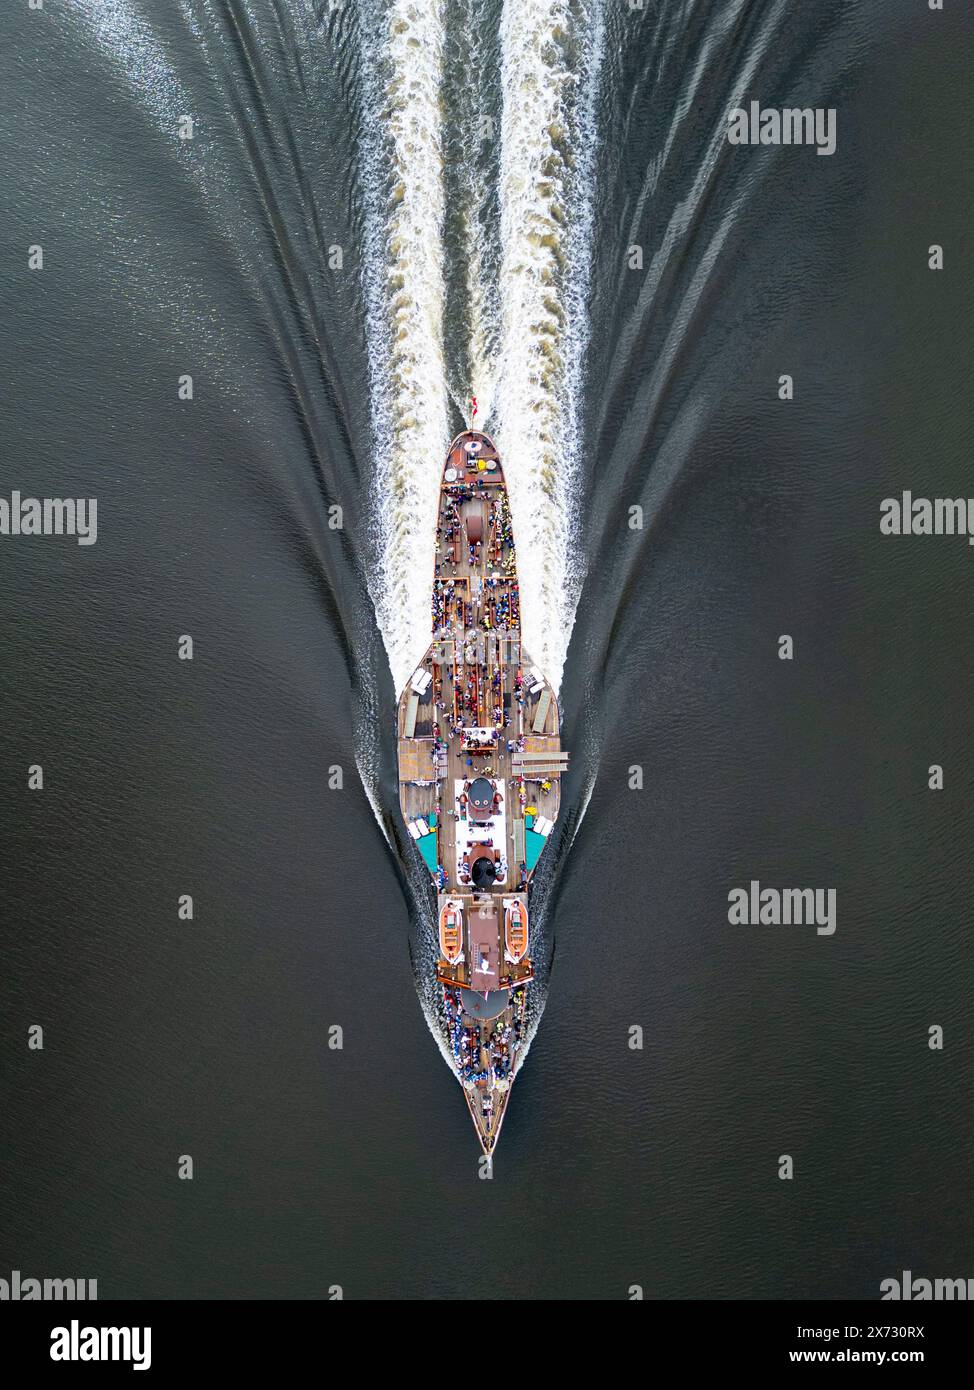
[504,899,529,963]
[439,899,464,965]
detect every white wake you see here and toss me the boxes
[361,0,605,697]
[360,0,451,695]
[490,0,604,690]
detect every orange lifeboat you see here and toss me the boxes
[439,900,464,966]
[505,899,529,963]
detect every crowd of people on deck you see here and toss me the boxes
[444,991,486,1084]
[459,1023,488,1085]
[484,580,519,630]
[430,481,520,638]
[452,666,481,720]
[489,1023,514,1081]
[443,987,523,1087]
[430,580,470,633]
[432,665,512,733]
[431,578,520,640]
[490,496,515,567]
[435,496,463,569]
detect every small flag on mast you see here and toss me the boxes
[470,395,478,420]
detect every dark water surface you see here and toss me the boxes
[2,0,973,1298]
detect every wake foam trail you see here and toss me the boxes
[359,0,450,696]
[492,0,604,691]
[453,0,501,429]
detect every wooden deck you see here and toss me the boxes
[395,431,565,1128]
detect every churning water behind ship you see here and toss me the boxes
[2,0,973,1297]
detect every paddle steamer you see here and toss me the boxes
[396,431,567,1153]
